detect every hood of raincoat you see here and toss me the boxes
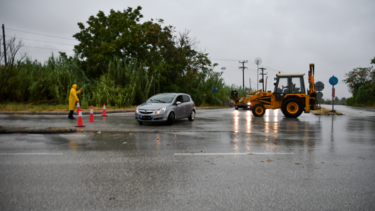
[72,84,77,89]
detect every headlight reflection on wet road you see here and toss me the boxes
[233,110,239,133]
[273,109,279,133]
[246,110,251,133]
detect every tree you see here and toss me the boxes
[0,36,27,67]
[73,6,175,79]
[72,6,220,105]
[343,66,373,95]
[0,36,27,92]
[340,97,346,104]
[344,57,375,105]
[334,96,340,104]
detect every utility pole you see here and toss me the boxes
[2,24,7,66]
[259,67,267,92]
[254,58,262,91]
[257,67,259,90]
[239,60,248,89]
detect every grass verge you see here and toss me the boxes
[0,103,138,112]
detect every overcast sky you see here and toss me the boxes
[1,0,374,98]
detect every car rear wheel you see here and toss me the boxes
[188,110,195,121]
[252,104,266,117]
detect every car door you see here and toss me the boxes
[174,95,184,119]
[182,95,192,117]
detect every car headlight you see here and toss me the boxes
[155,106,166,114]
[136,107,139,113]
[247,102,251,105]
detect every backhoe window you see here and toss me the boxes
[291,77,304,93]
[276,78,289,94]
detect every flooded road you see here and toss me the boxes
[1,106,375,210]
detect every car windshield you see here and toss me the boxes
[146,93,176,103]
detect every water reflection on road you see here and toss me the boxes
[24,107,374,157]
[2,107,375,210]
[227,109,322,154]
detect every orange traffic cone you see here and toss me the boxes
[102,104,107,116]
[75,111,85,127]
[89,106,95,123]
[77,101,81,115]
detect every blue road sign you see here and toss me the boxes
[329,76,338,86]
[211,87,218,106]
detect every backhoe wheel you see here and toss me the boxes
[252,104,266,117]
[281,98,304,118]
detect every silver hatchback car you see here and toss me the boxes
[135,93,196,125]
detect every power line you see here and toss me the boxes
[23,45,74,51]
[16,37,76,46]
[212,58,259,67]
[261,65,288,74]
[211,58,241,62]
[211,58,288,73]
[5,27,76,41]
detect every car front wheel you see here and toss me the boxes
[167,112,175,125]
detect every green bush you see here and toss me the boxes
[0,54,232,107]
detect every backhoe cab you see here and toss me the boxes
[235,63,318,118]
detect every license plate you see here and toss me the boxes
[140,115,142,118]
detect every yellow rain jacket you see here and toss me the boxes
[69,84,82,111]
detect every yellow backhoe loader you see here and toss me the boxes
[235,63,318,118]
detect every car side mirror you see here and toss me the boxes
[176,101,182,105]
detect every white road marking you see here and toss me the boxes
[174,152,294,156]
[0,153,63,155]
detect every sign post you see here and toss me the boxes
[315,81,324,108]
[329,76,338,112]
[211,87,218,107]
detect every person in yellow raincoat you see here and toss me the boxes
[68,84,82,119]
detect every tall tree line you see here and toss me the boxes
[343,57,375,106]
[0,6,238,107]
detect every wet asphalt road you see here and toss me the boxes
[0,105,375,210]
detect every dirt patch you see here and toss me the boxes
[312,107,343,115]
